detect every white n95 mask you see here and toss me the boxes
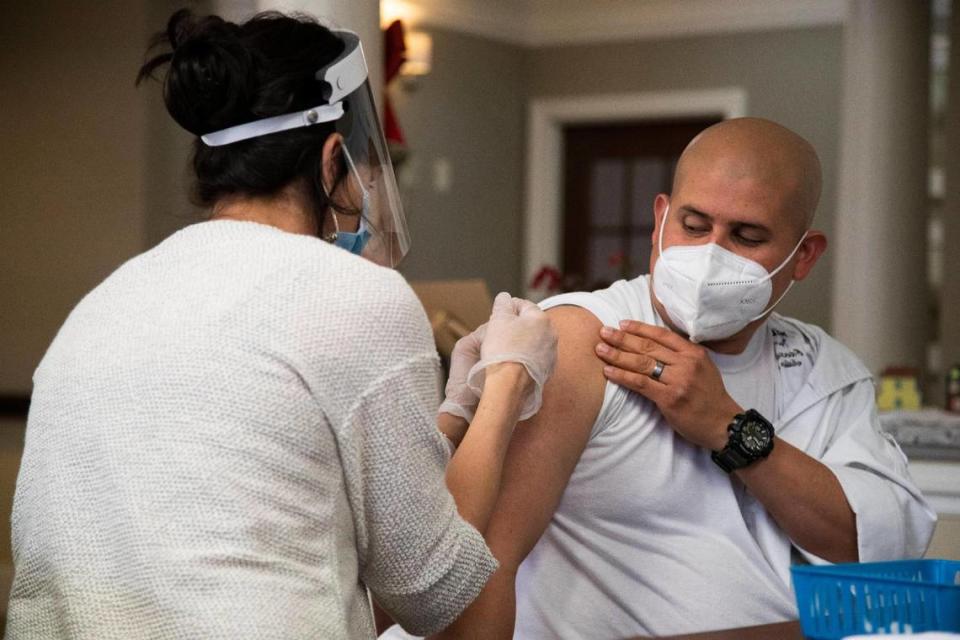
[652,205,805,343]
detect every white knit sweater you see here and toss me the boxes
[7,220,497,639]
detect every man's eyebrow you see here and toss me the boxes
[679,205,771,234]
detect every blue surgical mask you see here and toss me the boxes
[325,145,372,256]
[332,213,371,255]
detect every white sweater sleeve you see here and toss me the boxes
[336,354,498,636]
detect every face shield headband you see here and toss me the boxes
[199,30,366,146]
[197,30,410,268]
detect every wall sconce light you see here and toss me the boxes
[381,0,423,28]
[401,31,432,78]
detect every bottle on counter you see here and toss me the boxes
[947,364,960,413]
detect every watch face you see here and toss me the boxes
[740,420,771,454]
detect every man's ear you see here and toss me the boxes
[791,230,828,281]
[650,193,671,246]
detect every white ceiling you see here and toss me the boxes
[382,0,850,47]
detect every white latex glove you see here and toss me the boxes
[437,324,486,422]
[466,292,558,421]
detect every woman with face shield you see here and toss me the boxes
[5,10,556,640]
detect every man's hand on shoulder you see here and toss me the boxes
[596,319,860,564]
[595,320,741,451]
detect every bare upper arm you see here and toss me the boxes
[483,304,608,568]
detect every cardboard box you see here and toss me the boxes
[409,279,493,358]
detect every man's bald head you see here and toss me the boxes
[672,118,822,232]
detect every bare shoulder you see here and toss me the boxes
[540,305,608,411]
[546,304,606,363]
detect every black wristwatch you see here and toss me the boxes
[711,409,775,473]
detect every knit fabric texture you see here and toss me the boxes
[7,220,497,639]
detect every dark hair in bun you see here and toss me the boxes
[137,9,349,231]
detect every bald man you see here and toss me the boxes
[430,118,936,639]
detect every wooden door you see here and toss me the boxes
[562,118,720,291]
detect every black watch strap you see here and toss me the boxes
[711,446,750,473]
[711,409,775,474]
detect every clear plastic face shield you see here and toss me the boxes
[200,30,410,268]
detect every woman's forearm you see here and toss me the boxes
[445,363,529,533]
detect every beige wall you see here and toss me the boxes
[392,28,528,294]
[524,27,843,331]
[0,1,149,393]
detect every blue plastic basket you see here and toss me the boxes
[791,559,960,639]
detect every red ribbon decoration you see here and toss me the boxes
[383,20,407,148]
[531,265,563,291]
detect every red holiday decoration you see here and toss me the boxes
[383,20,407,159]
[530,265,563,292]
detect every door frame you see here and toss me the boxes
[523,88,748,296]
